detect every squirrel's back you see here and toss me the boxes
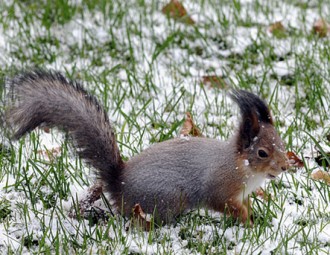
[121,137,239,221]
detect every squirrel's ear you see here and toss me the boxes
[230,89,273,152]
[238,112,260,150]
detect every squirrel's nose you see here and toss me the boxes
[281,166,288,171]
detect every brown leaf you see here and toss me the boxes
[180,112,204,137]
[82,183,104,209]
[37,147,61,161]
[287,151,304,168]
[269,21,285,32]
[202,75,228,89]
[268,21,286,38]
[131,204,152,231]
[162,0,195,25]
[311,170,330,185]
[312,18,330,37]
[69,182,109,223]
[69,182,104,219]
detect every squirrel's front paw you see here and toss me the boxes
[225,201,253,226]
[240,210,254,227]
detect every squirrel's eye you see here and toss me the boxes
[258,149,268,158]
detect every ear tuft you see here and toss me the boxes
[230,90,273,125]
[230,89,274,151]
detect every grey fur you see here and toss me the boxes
[122,137,239,222]
[5,71,124,196]
[3,70,288,225]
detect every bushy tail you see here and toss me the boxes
[5,70,124,194]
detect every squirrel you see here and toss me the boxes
[3,70,288,225]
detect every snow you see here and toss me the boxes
[0,0,330,254]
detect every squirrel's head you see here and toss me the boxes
[230,89,288,179]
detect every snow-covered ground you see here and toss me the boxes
[0,0,330,254]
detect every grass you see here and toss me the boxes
[0,0,330,254]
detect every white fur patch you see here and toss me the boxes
[238,172,266,201]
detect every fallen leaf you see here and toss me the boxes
[43,127,51,133]
[269,21,285,32]
[162,0,195,25]
[68,182,110,223]
[37,147,62,161]
[202,75,228,89]
[268,21,286,38]
[287,151,304,168]
[131,204,152,231]
[79,182,104,213]
[180,112,204,137]
[311,170,330,185]
[312,18,330,37]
